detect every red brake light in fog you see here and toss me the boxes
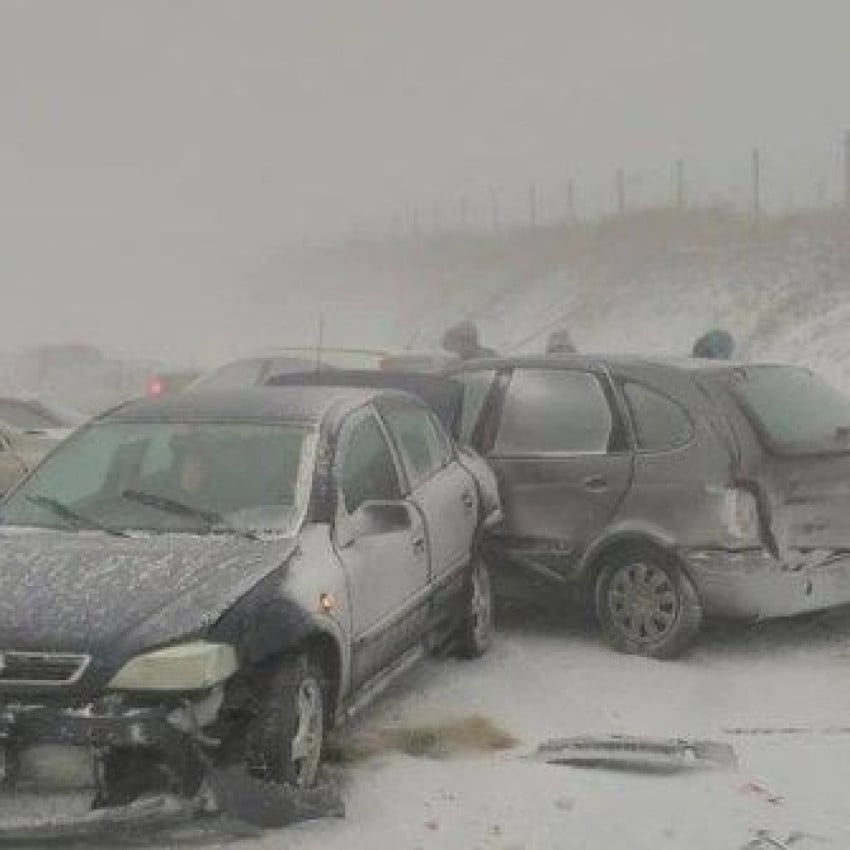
[147,376,165,397]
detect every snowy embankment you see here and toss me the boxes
[397,215,850,392]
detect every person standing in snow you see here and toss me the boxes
[441,320,496,361]
[691,328,735,360]
[545,328,576,354]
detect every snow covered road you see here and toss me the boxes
[226,606,850,850]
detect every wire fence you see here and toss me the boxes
[361,133,850,241]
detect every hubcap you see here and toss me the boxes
[607,562,679,644]
[290,677,323,787]
[471,563,492,646]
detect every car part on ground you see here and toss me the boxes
[0,767,345,845]
[533,735,738,773]
[0,385,498,814]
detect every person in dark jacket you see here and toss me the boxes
[545,328,576,354]
[441,320,496,361]
[691,328,735,360]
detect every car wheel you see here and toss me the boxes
[594,547,702,659]
[245,653,325,788]
[456,554,495,658]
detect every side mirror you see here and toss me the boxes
[358,501,411,535]
[340,500,411,547]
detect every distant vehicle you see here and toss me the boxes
[445,354,850,658]
[0,397,84,480]
[189,348,390,392]
[144,369,203,398]
[0,385,498,801]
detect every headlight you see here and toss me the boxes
[108,641,239,691]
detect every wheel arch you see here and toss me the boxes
[579,526,692,600]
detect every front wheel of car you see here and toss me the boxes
[456,554,494,658]
[594,547,702,659]
[245,653,325,788]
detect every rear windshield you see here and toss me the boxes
[729,365,850,453]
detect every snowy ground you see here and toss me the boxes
[202,605,850,850]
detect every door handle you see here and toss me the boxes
[412,536,426,556]
[583,475,608,492]
[461,491,475,510]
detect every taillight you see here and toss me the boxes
[146,376,165,397]
[722,487,760,543]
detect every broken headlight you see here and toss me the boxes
[107,641,239,692]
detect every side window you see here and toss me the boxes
[623,382,694,452]
[457,370,496,443]
[495,369,614,455]
[339,415,401,514]
[380,403,447,489]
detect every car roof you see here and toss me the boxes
[444,352,760,375]
[98,386,397,426]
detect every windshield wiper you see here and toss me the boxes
[121,489,259,541]
[25,494,128,538]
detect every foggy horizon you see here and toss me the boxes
[3,0,849,362]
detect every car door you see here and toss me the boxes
[481,366,633,582]
[333,406,431,687]
[0,429,28,495]
[377,398,477,596]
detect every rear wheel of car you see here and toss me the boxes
[594,547,702,659]
[245,653,325,788]
[456,554,494,658]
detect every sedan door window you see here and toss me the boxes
[379,403,449,489]
[339,415,402,514]
[495,368,614,455]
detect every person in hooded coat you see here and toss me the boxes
[691,328,735,360]
[441,320,496,361]
[545,328,576,354]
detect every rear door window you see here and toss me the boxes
[623,382,694,452]
[495,368,614,455]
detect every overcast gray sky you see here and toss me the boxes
[2,0,849,361]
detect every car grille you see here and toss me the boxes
[0,652,90,686]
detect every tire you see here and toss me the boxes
[594,546,702,659]
[244,653,325,788]
[455,554,495,658]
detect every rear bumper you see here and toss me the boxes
[684,547,850,619]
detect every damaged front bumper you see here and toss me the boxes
[685,546,850,619]
[0,687,223,787]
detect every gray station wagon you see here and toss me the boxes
[446,355,850,658]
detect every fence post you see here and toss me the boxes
[844,130,850,211]
[675,158,685,211]
[490,188,500,233]
[616,168,625,216]
[751,148,761,219]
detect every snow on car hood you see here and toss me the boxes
[0,529,298,671]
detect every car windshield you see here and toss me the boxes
[0,421,316,536]
[730,365,850,453]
